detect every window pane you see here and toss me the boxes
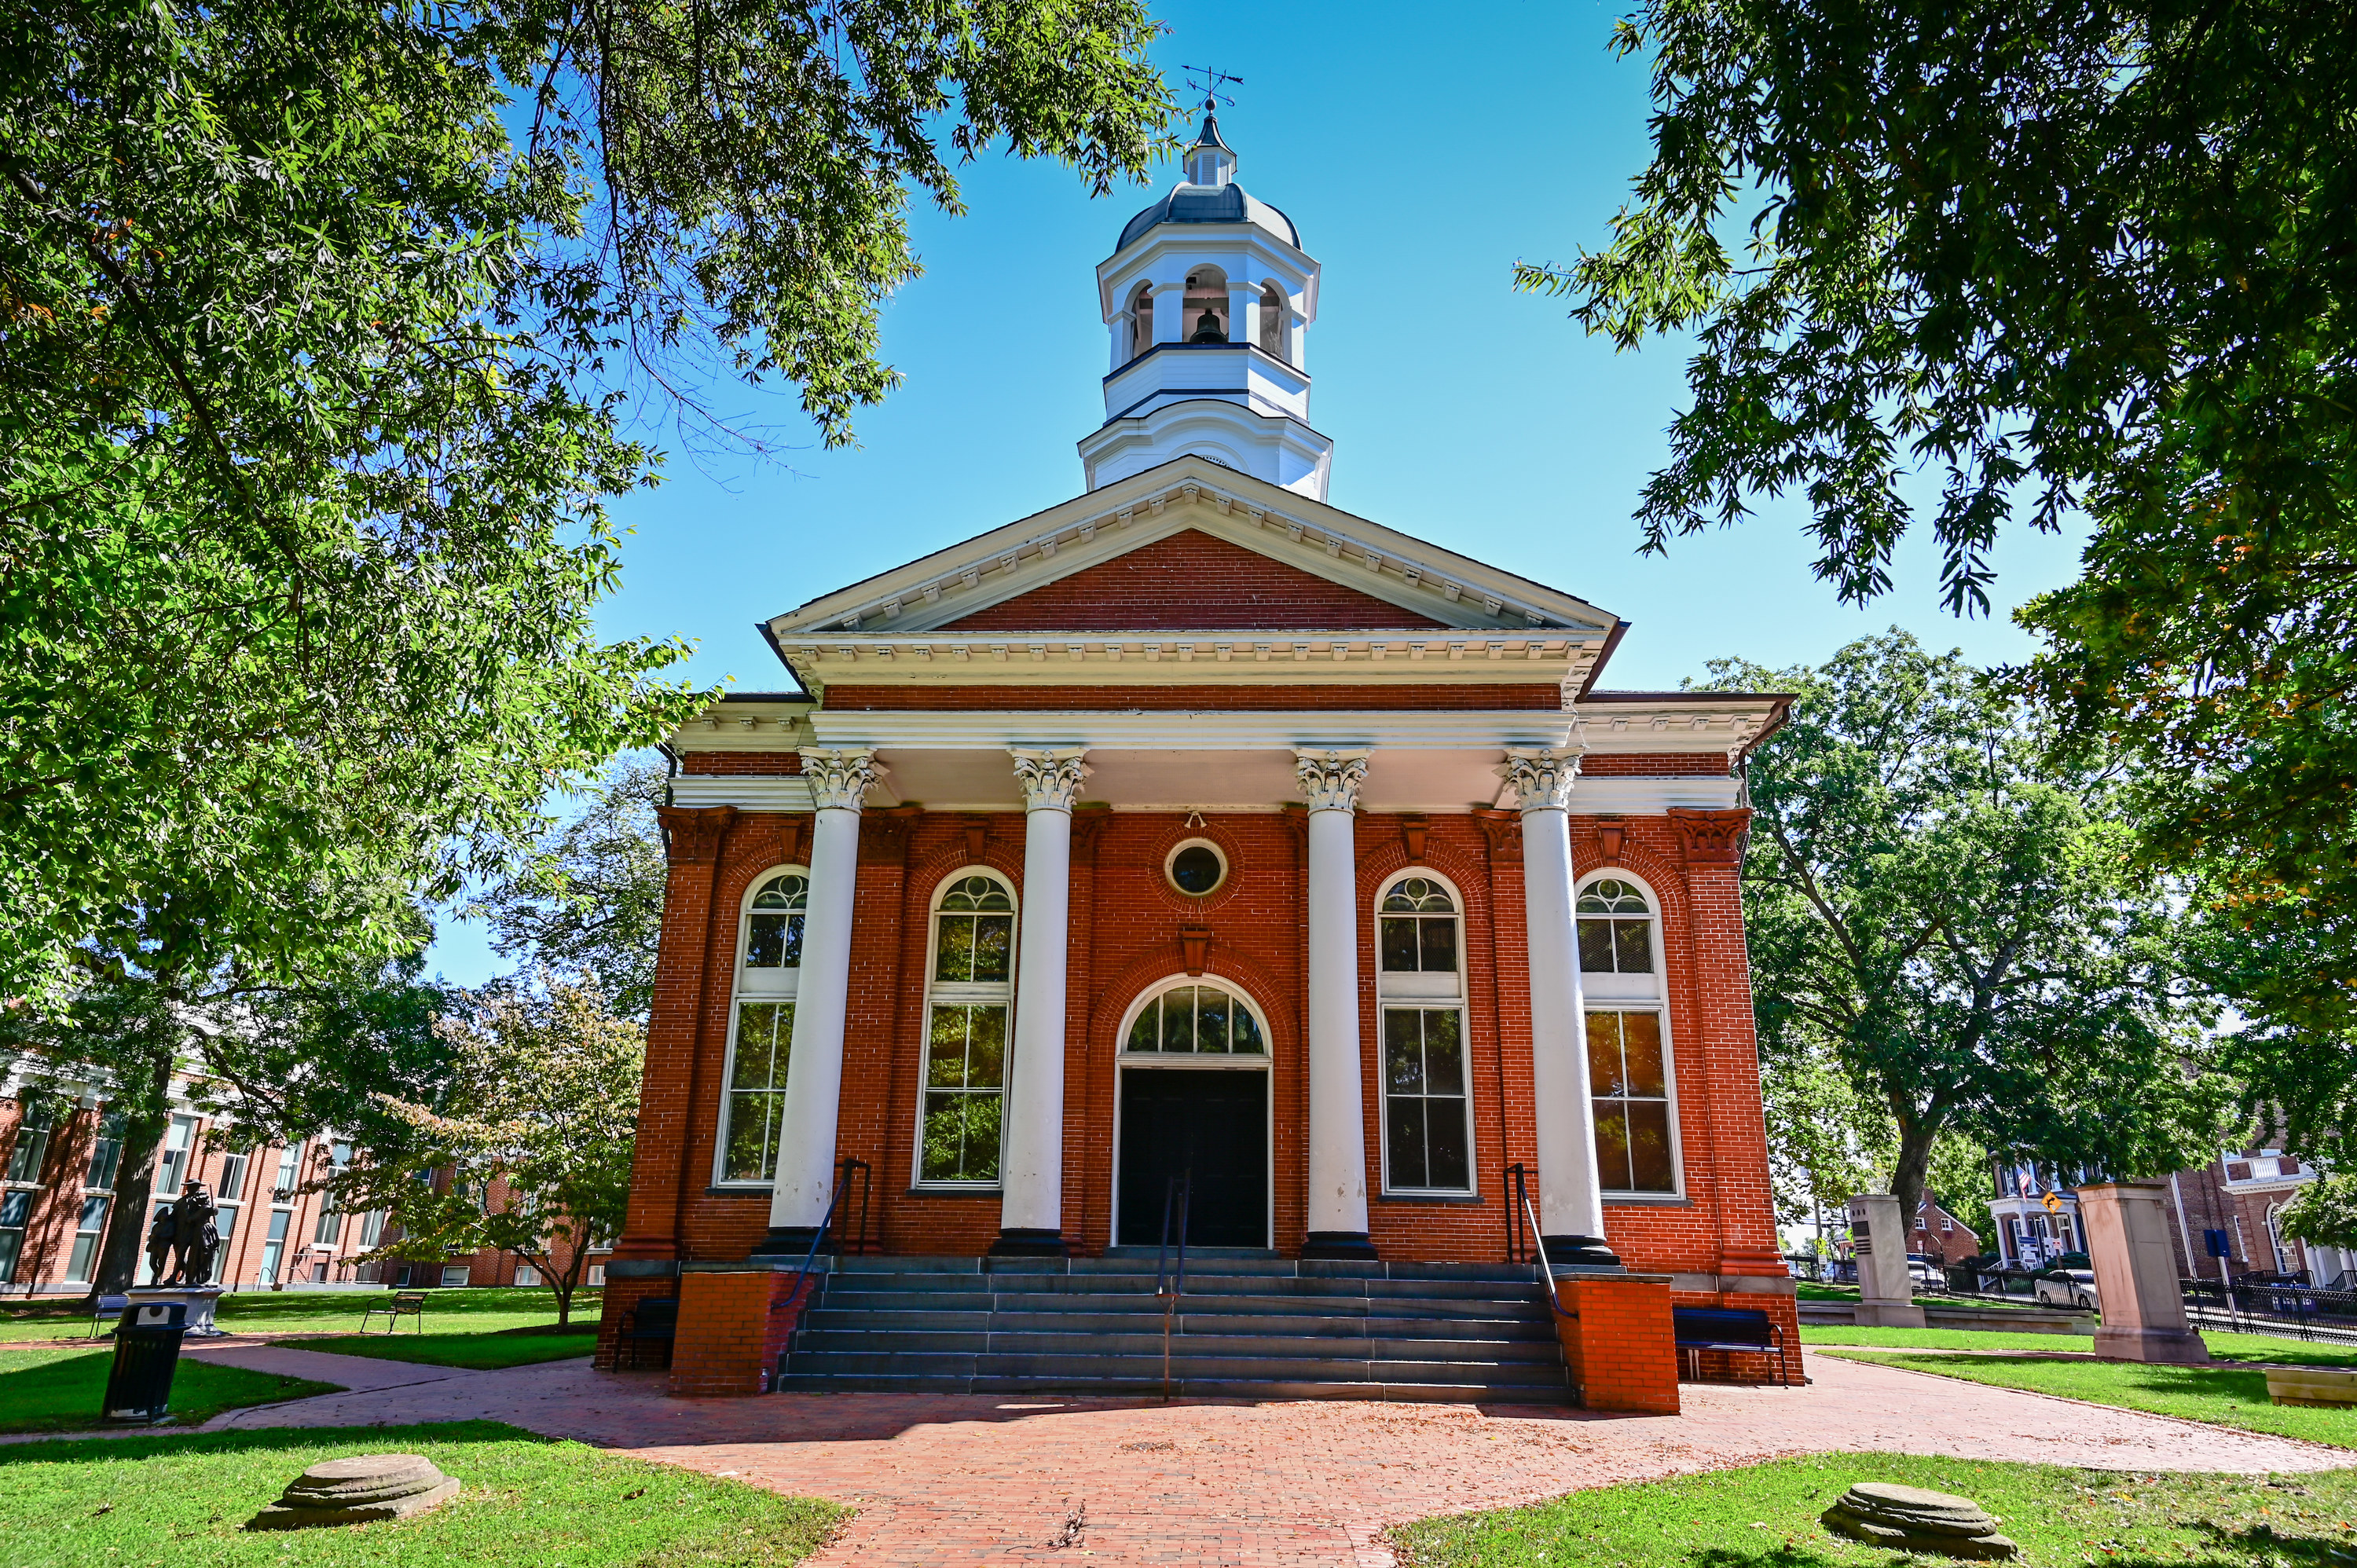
[1230,1003,1264,1053]
[0,1190,31,1226]
[1385,1010,1425,1094]
[1578,918,1616,973]
[1162,990,1197,1053]
[929,1007,973,1086]
[936,915,976,981]
[1585,1012,1626,1097]
[746,912,787,969]
[1592,1103,1633,1191]
[1425,1096,1471,1189]
[1625,1101,1677,1192]
[1388,1098,1429,1189]
[1379,917,1419,972]
[1197,989,1230,1053]
[1614,919,1652,973]
[218,1153,247,1203]
[922,1090,1003,1183]
[1420,918,1457,973]
[723,1091,783,1181]
[971,915,1014,982]
[735,1004,790,1089]
[1127,1003,1160,1053]
[965,1007,1007,1088]
[1622,1012,1666,1097]
[1424,1011,1464,1096]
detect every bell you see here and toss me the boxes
[1189,310,1226,344]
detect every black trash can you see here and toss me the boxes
[102,1300,187,1424]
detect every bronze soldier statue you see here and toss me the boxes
[165,1181,221,1286]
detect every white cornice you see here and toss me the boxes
[805,709,1579,752]
[764,457,1619,643]
[670,776,816,811]
[777,632,1598,698]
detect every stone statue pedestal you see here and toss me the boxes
[2078,1179,2209,1364]
[1851,1192,1927,1328]
[129,1284,226,1338]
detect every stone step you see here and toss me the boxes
[771,1372,1574,1404]
[795,1307,1559,1339]
[788,1330,1565,1362]
[818,1272,1543,1302]
[780,1348,1568,1385]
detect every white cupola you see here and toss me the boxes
[1079,116,1330,500]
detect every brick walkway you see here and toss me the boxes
[180,1350,2349,1566]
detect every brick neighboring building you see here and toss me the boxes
[0,1074,589,1299]
[1906,1196,1982,1266]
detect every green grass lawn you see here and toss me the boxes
[0,1287,598,1344]
[0,1420,845,1566]
[1391,1452,2357,1568]
[1822,1349,2357,1449]
[0,1346,339,1435]
[300,1325,598,1369]
[1804,1324,2357,1368]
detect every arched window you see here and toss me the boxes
[717,870,808,1185]
[1259,283,1285,358]
[918,873,1016,1185]
[1578,878,1653,973]
[1376,875,1472,1193]
[1576,875,1678,1195]
[1124,979,1266,1054]
[1182,268,1228,343]
[1130,283,1153,357]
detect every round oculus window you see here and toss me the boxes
[1167,840,1227,896]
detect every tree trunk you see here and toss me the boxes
[89,1049,175,1299]
[1890,1122,1938,1245]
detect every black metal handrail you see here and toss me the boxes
[1157,1170,1191,1401]
[1508,1162,1576,1322]
[1506,1162,1537,1265]
[778,1171,861,1335]
[835,1157,876,1255]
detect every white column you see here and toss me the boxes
[1505,747,1618,1266]
[1296,748,1375,1257]
[995,747,1090,1254]
[1230,282,1260,349]
[761,746,880,1250]
[1150,281,1181,348]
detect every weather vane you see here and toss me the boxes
[1182,65,1241,115]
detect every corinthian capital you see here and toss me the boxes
[1502,747,1582,813]
[1293,748,1369,814]
[1009,746,1091,813]
[797,747,882,812]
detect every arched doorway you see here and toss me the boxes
[1113,979,1270,1247]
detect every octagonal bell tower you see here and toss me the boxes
[1080,116,1330,500]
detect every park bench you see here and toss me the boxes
[617,1297,678,1370]
[1670,1304,1796,1386]
[360,1291,429,1335]
[88,1293,129,1339]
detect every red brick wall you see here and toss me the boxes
[1581,753,1730,777]
[940,529,1452,632]
[612,800,1787,1287]
[824,683,1565,713]
[1556,1273,1680,1413]
[669,1268,813,1396]
[675,752,804,775]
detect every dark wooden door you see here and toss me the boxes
[1118,1068,1268,1247]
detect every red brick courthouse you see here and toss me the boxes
[599,117,1798,1409]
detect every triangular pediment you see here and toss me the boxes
[766,456,1619,640]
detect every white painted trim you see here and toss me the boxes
[808,709,1574,751]
[1574,869,1684,1200]
[1569,778,1743,814]
[670,777,815,811]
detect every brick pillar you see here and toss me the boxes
[669,1266,819,1398]
[1552,1272,1680,1414]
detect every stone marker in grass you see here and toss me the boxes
[1821,1481,2018,1559]
[249,1453,460,1530]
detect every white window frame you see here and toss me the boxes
[1110,976,1276,1247]
[1373,869,1477,1197]
[712,865,812,1189]
[911,867,1019,1191]
[1576,871,1685,1200]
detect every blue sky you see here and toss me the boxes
[427,0,2088,986]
